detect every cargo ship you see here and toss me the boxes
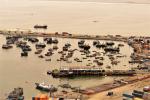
[50,67,136,78]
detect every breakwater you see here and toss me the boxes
[0,30,128,42]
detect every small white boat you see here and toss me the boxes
[35,82,57,92]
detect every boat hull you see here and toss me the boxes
[35,83,50,92]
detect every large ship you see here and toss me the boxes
[50,67,136,78]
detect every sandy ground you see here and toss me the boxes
[88,76,150,100]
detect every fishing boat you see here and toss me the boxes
[44,37,52,44]
[16,41,27,47]
[28,37,39,43]
[65,43,71,47]
[143,86,150,92]
[2,44,13,49]
[96,43,106,48]
[77,60,82,62]
[59,83,72,89]
[34,49,42,54]
[82,57,87,59]
[45,52,53,56]
[45,59,51,61]
[21,52,28,57]
[47,70,52,75]
[57,59,61,61]
[36,43,46,49]
[118,43,124,47]
[7,87,24,100]
[78,40,85,45]
[53,45,58,50]
[35,82,57,92]
[21,46,32,52]
[38,55,44,58]
[34,25,47,29]
[106,42,115,46]
[104,47,120,52]
[52,38,58,44]
[93,40,99,46]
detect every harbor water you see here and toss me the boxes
[0,34,135,99]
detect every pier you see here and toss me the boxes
[0,30,128,42]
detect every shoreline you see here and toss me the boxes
[48,73,150,100]
[85,73,150,94]
[88,74,150,100]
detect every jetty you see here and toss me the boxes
[0,30,128,42]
